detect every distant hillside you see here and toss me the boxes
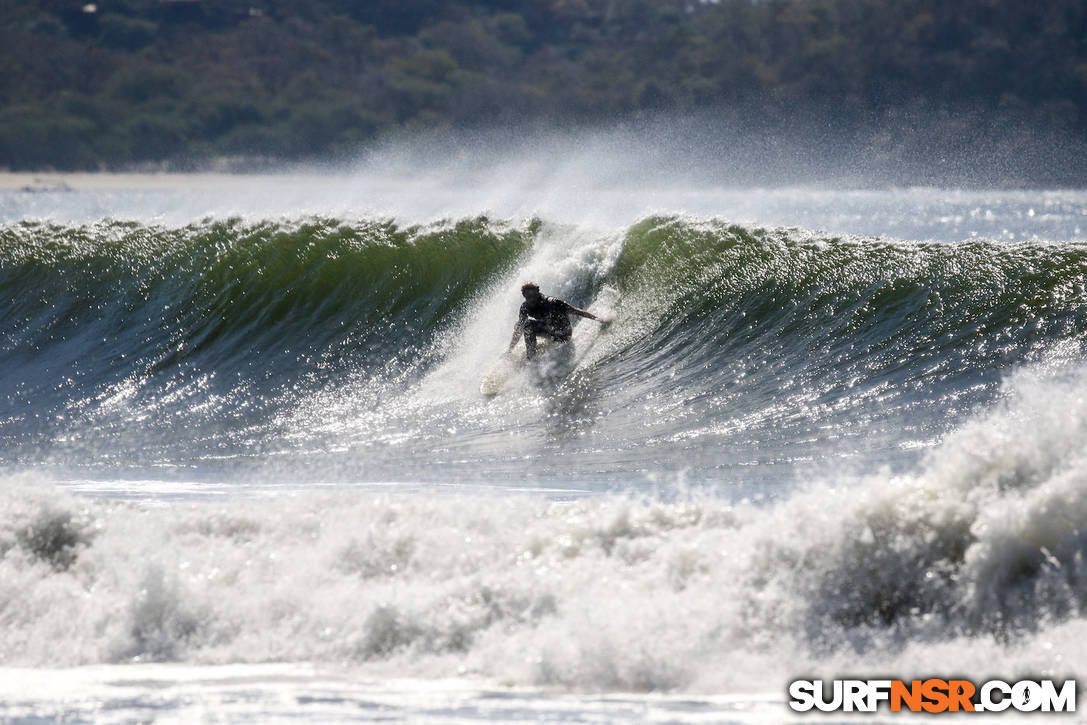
[1,0,1085,178]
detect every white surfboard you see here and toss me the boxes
[480,354,517,396]
[480,337,554,396]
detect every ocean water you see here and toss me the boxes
[2,141,1087,722]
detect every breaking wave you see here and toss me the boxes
[2,215,1087,485]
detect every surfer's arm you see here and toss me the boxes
[568,305,605,323]
[507,309,526,350]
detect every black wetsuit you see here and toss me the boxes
[518,295,573,358]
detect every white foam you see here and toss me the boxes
[0,663,795,724]
[2,363,1086,696]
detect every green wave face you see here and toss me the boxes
[3,214,1087,485]
[611,216,1087,369]
[1,215,533,396]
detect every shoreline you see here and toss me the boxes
[3,171,1087,194]
[0,171,349,192]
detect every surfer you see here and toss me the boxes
[507,282,608,359]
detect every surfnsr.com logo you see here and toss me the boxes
[789,679,1076,713]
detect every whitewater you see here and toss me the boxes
[2,134,1087,722]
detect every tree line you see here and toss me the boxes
[0,0,1084,175]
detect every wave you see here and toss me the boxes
[0,215,531,376]
[3,211,1087,688]
[2,364,1085,688]
[0,216,532,472]
[3,215,1087,482]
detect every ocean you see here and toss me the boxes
[1,141,1085,722]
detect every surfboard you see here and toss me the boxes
[480,354,516,396]
[480,337,553,396]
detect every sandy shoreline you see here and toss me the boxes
[0,171,342,191]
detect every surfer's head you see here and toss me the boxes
[521,282,541,302]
